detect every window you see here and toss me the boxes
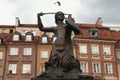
[2,29,7,33]
[22,64,31,74]
[116,52,120,59]
[103,45,111,55]
[40,64,45,73]
[13,35,19,41]
[42,37,47,43]
[79,44,87,54]
[8,64,17,74]
[10,48,18,55]
[41,51,48,58]
[93,63,100,73]
[0,51,3,59]
[10,29,13,33]
[88,28,98,37]
[81,62,88,72]
[24,48,32,55]
[26,35,32,41]
[91,44,99,54]
[105,63,112,74]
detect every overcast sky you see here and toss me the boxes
[0,0,120,26]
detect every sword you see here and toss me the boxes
[42,12,71,15]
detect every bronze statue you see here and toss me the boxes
[31,11,94,80]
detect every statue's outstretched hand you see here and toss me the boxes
[37,12,45,16]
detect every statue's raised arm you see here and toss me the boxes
[37,12,55,32]
[65,15,81,35]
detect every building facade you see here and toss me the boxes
[115,41,120,80]
[0,37,6,80]
[0,25,15,34]
[15,17,42,36]
[1,21,120,80]
[74,23,118,80]
[4,31,38,80]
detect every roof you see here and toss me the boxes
[77,23,108,29]
[76,23,120,40]
[19,24,38,28]
[0,25,15,28]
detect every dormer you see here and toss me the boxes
[41,33,48,43]
[25,32,33,41]
[88,28,98,37]
[12,31,21,41]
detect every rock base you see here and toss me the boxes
[31,75,94,80]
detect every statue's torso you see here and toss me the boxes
[54,24,72,49]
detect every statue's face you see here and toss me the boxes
[55,12,65,21]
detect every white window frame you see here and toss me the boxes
[24,48,32,55]
[105,63,113,74]
[8,64,17,74]
[22,64,31,74]
[41,50,48,58]
[42,37,47,43]
[26,35,32,41]
[80,62,88,72]
[10,48,18,55]
[40,64,45,73]
[93,63,100,73]
[103,45,111,55]
[79,44,87,54]
[2,29,7,33]
[91,44,99,54]
[13,34,19,41]
[0,51,3,59]
[117,52,120,59]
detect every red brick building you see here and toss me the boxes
[0,37,6,80]
[1,21,120,80]
[73,23,118,80]
[3,31,38,80]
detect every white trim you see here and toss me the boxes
[92,63,101,73]
[10,48,18,55]
[8,64,17,74]
[91,44,99,54]
[22,64,31,74]
[23,48,32,55]
[0,51,3,59]
[80,62,88,72]
[104,63,113,74]
[103,45,111,55]
[79,44,87,54]
[41,50,48,58]
[13,34,19,41]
